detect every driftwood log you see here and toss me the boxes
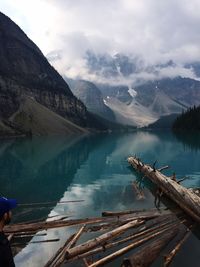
[44,233,76,267]
[6,209,171,235]
[65,219,144,260]
[87,226,178,267]
[128,157,200,224]
[49,225,86,267]
[68,215,181,262]
[121,227,178,267]
[102,208,172,217]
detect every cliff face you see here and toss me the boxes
[0,12,90,135]
[67,79,116,122]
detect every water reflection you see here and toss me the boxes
[0,131,199,266]
[174,130,200,152]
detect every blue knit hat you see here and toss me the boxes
[0,197,17,217]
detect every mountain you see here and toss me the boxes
[85,50,143,78]
[66,79,116,122]
[98,84,133,103]
[146,114,179,129]
[97,83,183,127]
[185,62,200,77]
[134,77,200,108]
[0,12,109,136]
[47,49,200,128]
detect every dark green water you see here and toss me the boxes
[0,131,200,266]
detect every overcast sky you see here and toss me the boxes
[1,0,200,81]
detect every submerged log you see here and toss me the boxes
[163,227,192,267]
[65,219,144,260]
[128,157,200,224]
[121,227,178,267]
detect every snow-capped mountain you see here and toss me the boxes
[47,50,200,127]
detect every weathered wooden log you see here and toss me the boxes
[13,233,47,238]
[163,227,192,267]
[121,228,178,267]
[44,233,75,267]
[102,208,170,217]
[65,220,144,260]
[30,238,60,244]
[68,216,180,262]
[5,216,117,234]
[18,200,84,207]
[11,238,60,246]
[6,210,168,234]
[128,157,200,224]
[53,225,86,267]
[87,211,178,233]
[87,226,179,267]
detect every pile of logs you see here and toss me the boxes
[7,207,194,266]
[6,156,200,266]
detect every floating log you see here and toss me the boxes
[6,210,168,235]
[163,227,192,267]
[65,219,144,260]
[88,209,180,233]
[121,227,178,267]
[13,233,47,238]
[12,238,60,246]
[128,157,200,224]
[5,216,117,234]
[44,233,76,267]
[102,208,171,217]
[30,238,60,244]
[87,226,178,267]
[52,225,86,267]
[18,200,84,207]
[68,215,181,262]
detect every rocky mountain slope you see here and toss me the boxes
[134,77,200,108]
[66,79,115,122]
[96,83,184,127]
[0,12,108,136]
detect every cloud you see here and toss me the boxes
[1,0,200,83]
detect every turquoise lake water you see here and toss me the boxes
[0,131,200,266]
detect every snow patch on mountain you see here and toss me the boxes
[128,86,137,98]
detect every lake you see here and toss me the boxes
[0,131,200,266]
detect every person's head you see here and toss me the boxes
[0,197,17,227]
